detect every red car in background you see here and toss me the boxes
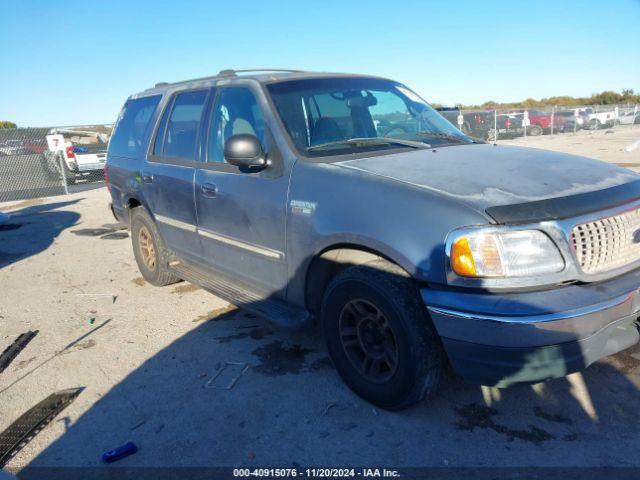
[525,109,565,135]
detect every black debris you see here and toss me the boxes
[0,331,38,374]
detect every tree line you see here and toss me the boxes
[436,89,640,110]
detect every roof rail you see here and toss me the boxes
[149,69,306,90]
[217,68,307,77]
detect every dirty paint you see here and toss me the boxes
[251,341,313,376]
[454,403,555,445]
[171,283,201,295]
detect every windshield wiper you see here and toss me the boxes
[307,137,429,152]
[415,131,477,144]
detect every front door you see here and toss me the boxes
[195,86,289,295]
[142,89,209,261]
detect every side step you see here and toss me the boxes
[169,260,311,329]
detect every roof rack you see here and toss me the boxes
[151,69,306,89]
[217,68,307,77]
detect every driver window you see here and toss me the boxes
[207,87,265,163]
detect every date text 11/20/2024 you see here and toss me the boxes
[233,468,401,477]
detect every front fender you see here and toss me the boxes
[285,160,490,305]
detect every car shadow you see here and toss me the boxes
[0,199,81,269]
[7,247,640,478]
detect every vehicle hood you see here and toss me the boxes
[337,144,640,221]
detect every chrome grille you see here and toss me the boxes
[572,207,640,274]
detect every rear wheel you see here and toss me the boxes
[529,124,543,136]
[321,260,444,410]
[130,207,181,286]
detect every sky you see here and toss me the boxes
[1,0,639,127]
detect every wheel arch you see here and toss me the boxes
[304,243,412,313]
[122,195,150,225]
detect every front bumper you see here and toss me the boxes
[422,267,640,387]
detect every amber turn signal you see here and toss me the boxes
[451,237,477,277]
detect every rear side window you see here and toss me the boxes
[155,90,207,160]
[108,95,161,158]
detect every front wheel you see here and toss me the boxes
[321,260,444,410]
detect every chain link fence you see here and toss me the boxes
[0,125,112,203]
[438,104,639,142]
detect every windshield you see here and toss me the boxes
[266,77,475,157]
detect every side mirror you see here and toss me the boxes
[224,134,267,171]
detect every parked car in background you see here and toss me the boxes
[617,109,640,125]
[45,128,109,184]
[581,107,616,129]
[437,109,523,141]
[107,69,640,409]
[0,140,26,156]
[556,109,588,131]
[520,109,564,135]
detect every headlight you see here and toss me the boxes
[449,228,564,278]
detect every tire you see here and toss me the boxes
[130,207,181,286]
[589,119,601,130]
[529,124,543,136]
[321,260,444,410]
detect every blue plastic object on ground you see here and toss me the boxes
[101,441,138,463]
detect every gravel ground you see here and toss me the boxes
[1,128,640,474]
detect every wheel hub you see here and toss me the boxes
[338,299,399,383]
[138,225,156,270]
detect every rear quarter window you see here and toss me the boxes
[108,95,161,159]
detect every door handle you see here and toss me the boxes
[141,173,154,184]
[201,182,218,197]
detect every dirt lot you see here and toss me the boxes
[1,128,640,475]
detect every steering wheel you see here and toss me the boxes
[381,125,408,138]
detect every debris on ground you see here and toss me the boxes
[205,362,249,389]
[101,441,138,463]
[130,420,146,431]
[0,331,38,374]
[0,387,83,467]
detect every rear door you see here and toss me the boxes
[194,85,289,295]
[142,89,210,261]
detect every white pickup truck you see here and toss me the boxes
[580,107,616,130]
[45,129,109,184]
